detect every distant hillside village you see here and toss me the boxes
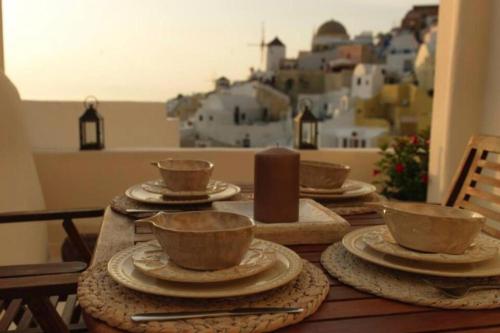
[166,5,438,148]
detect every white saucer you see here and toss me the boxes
[107,240,303,298]
[132,239,277,283]
[343,226,500,277]
[125,183,240,205]
[300,180,360,194]
[362,225,499,264]
[141,179,228,198]
[300,180,376,200]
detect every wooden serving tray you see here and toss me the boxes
[213,199,350,245]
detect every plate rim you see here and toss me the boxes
[299,179,359,194]
[142,179,227,197]
[107,239,304,298]
[132,239,278,283]
[342,226,500,277]
[300,180,375,199]
[125,183,240,205]
[362,225,499,264]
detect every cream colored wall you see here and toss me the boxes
[0,1,3,72]
[481,0,500,136]
[33,148,380,258]
[427,0,494,202]
[21,100,179,150]
[0,72,48,265]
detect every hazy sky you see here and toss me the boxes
[4,0,438,102]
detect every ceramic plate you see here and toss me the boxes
[141,179,228,198]
[343,226,500,277]
[132,239,277,283]
[300,180,360,195]
[107,240,303,298]
[125,183,240,205]
[362,225,499,264]
[300,180,376,199]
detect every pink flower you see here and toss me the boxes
[395,163,405,174]
[410,135,419,145]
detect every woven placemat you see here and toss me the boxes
[321,243,500,309]
[78,261,329,333]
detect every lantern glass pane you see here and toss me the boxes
[99,120,104,146]
[301,123,314,145]
[85,122,97,144]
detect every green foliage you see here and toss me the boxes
[373,130,430,201]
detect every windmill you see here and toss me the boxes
[247,22,267,69]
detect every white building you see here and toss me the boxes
[318,96,387,148]
[185,81,292,147]
[266,37,286,72]
[415,25,437,94]
[298,88,387,148]
[298,88,351,120]
[351,64,385,99]
[297,49,338,70]
[354,31,374,45]
[385,31,419,79]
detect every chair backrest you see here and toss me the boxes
[444,135,500,238]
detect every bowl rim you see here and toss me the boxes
[300,160,351,171]
[379,202,485,220]
[155,159,214,172]
[142,211,255,233]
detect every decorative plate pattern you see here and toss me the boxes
[300,180,360,194]
[363,225,499,264]
[343,227,500,277]
[300,180,376,200]
[107,240,303,298]
[142,179,228,197]
[132,239,277,283]
[125,183,240,205]
[79,260,329,333]
[321,243,500,309]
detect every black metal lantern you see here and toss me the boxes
[79,96,104,150]
[294,99,318,149]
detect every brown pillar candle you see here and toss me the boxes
[254,147,299,223]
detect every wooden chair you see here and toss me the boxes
[444,135,500,238]
[0,208,104,333]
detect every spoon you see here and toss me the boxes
[424,280,500,298]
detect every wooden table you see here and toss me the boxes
[83,192,500,333]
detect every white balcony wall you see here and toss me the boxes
[21,100,180,150]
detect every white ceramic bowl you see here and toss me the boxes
[152,159,214,191]
[300,160,350,189]
[138,211,255,270]
[372,202,485,255]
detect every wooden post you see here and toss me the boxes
[63,218,92,264]
[26,297,69,333]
